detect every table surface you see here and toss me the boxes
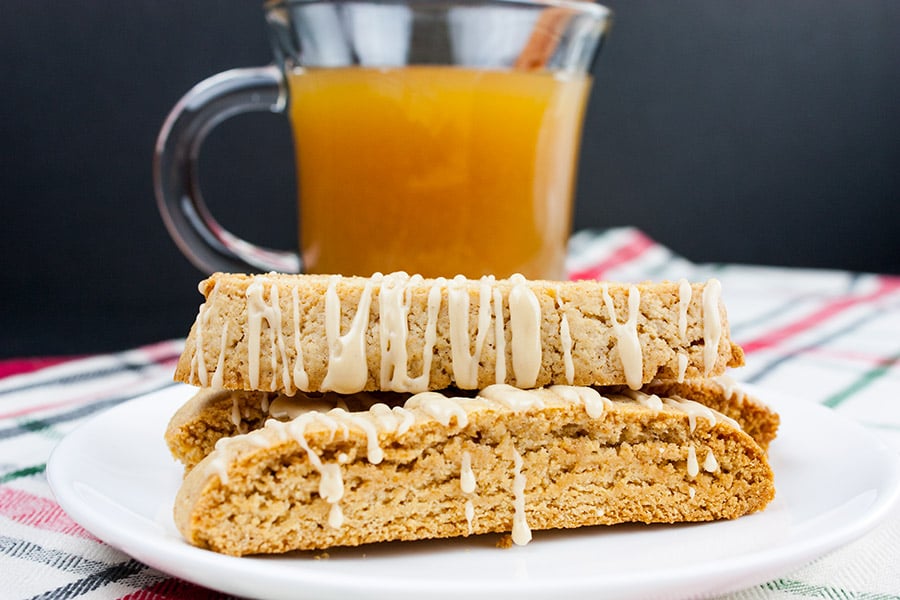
[2,227,899,600]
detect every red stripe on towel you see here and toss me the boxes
[117,578,227,600]
[569,231,656,281]
[0,487,97,540]
[742,277,900,355]
[0,357,77,379]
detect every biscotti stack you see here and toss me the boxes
[167,272,778,556]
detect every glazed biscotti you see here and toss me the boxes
[165,378,779,473]
[174,272,744,395]
[174,384,775,555]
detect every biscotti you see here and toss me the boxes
[165,378,779,472]
[174,384,775,555]
[174,272,744,394]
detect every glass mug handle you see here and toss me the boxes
[153,65,301,274]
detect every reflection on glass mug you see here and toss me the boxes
[154,0,611,279]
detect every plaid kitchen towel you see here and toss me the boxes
[1,227,899,600]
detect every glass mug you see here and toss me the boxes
[154,0,611,279]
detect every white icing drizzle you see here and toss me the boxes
[378,273,427,391]
[493,288,507,385]
[713,374,745,402]
[369,403,401,431]
[318,462,344,504]
[511,448,531,546]
[703,449,719,473]
[284,414,347,528]
[662,396,717,433]
[549,385,610,418]
[555,287,575,385]
[508,274,542,388]
[191,280,221,386]
[291,285,309,390]
[211,322,229,389]
[460,451,476,494]
[677,352,688,383]
[678,278,692,342]
[272,284,293,392]
[702,279,723,376]
[286,412,337,448]
[624,389,663,412]
[339,410,385,464]
[328,503,344,528]
[247,278,294,393]
[207,435,236,484]
[448,275,493,389]
[405,392,469,428]
[392,406,416,436]
[230,395,245,434]
[378,272,410,389]
[460,450,477,536]
[601,284,644,390]
[689,487,696,500]
[686,445,699,478]
[392,275,447,393]
[245,281,265,390]
[403,277,445,392]
[479,384,546,412]
[248,431,274,448]
[321,274,380,393]
[247,280,293,392]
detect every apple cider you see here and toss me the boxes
[287,66,591,279]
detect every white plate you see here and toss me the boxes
[48,384,900,600]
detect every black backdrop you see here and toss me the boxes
[2,0,899,357]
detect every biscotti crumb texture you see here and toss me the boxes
[164,388,278,472]
[174,273,744,395]
[165,377,779,472]
[174,385,774,555]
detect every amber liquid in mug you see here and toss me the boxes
[287,66,591,279]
